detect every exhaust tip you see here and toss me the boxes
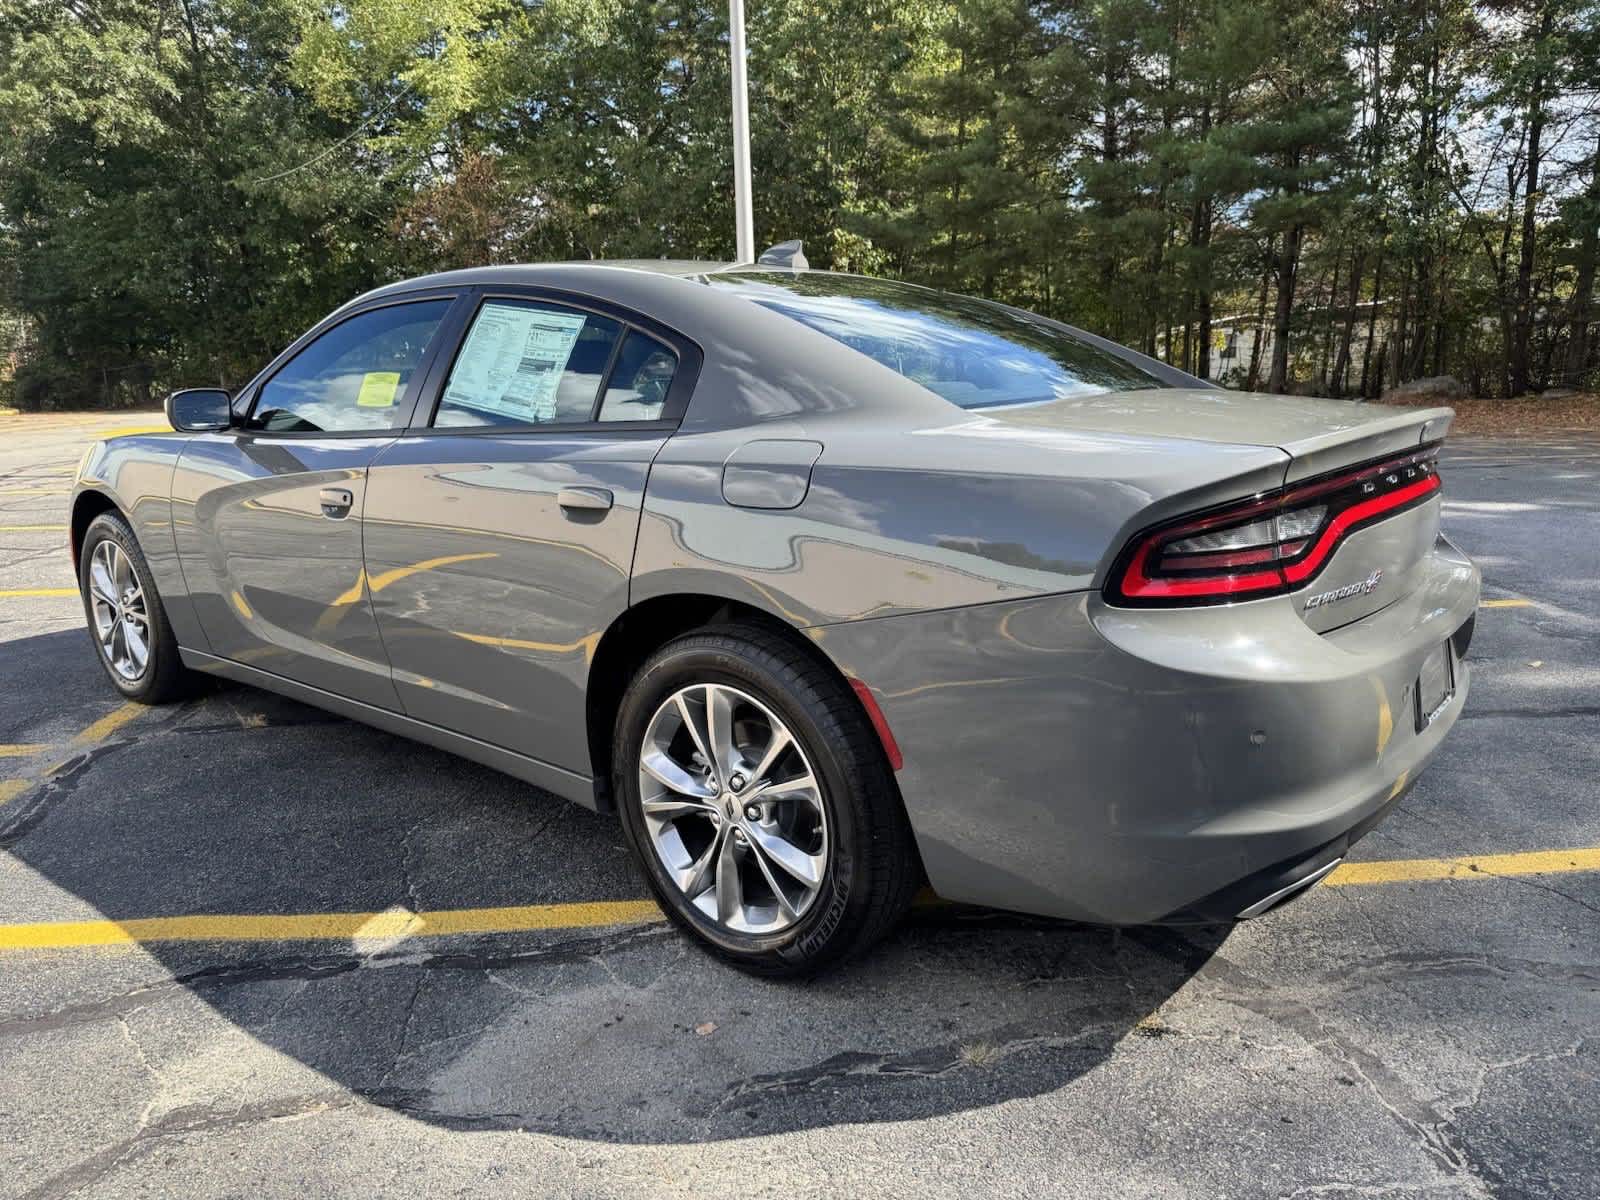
[1236,857,1343,920]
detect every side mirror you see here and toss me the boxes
[165,388,233,433]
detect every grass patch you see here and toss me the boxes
[959,1040,1001,1069]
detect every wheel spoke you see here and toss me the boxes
[746,823,824,889]
[678,824,725,900]
[671,690,714,779]
[703,684,737,777]
[123,620,149,670]
[640,794,716,820]
[743,827,799,917]
[92,600,116,639]
[715,828,744,924]
[748,726,792,788]
[753,771,818,803]
[640,750,714,799]
[89,554,117,605]
[112,545,133,592]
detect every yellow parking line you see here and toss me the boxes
[1,847,1596,952]
[0,588,77,598]
[1327,846,1600,886]
[0,900,665,951]
[69,702,145,746]
[1480,598,1532,608]
[0,703,147,809]
[0,488,68,496]
[0,524,68,532]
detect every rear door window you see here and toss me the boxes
[434,300,623,428]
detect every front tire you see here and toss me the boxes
[78,511,195,703]
[614,625,920,976]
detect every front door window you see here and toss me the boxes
[247,300,451,433]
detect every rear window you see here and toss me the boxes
[706,271,1160,409]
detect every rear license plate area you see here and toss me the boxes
[1414,640,1456,731]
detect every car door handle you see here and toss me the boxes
[557,486,613,513]
[319,487,354,519]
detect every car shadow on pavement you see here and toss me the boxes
[3,628,1226,1143]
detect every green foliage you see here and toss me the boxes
[0,0,399,408]
[0,0,1596,408]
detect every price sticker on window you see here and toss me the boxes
[440,304,586,423]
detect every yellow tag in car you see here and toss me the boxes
[356,371,401,408]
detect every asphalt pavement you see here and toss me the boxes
[0,412,1595,1199]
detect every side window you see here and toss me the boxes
[598,330,678,422]
[249,301,450,433]
[435,300,622,427]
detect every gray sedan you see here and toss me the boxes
[69,261,1480,973]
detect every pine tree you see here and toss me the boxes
[1225,0,1357,391]
[871,0,1061,300]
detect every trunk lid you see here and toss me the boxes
[985,388,1454,630]
[984,387,1450,474]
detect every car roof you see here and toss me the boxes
[361,260,732,292]
[345,261,767,328]
[342,261,1202,434]
[577,259,733,276]
[342,261,959,434]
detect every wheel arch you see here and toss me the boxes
[69,488,122,571]
[585,593,895,811]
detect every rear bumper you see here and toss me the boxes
[812,534,1481,924]
[1161,768,1409,923]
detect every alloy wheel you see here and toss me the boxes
[637,683,829,934]
[87,540,150,682]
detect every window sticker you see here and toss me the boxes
[443,304,588,423]
[355,371,402,408]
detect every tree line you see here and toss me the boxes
[1,0,1596,410]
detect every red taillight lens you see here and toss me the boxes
[1107,445,1442,607]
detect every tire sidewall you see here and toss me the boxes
[78,514,164,701]
[614,638,871,967]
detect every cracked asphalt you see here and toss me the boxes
[1,413,1596,1199]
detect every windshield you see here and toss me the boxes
[705,271,1161,409]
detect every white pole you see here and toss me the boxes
[728,0,755,263]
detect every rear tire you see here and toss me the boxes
[78,511,195,704]
[613,624,920,976]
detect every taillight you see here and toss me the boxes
[1107,445,1443,607]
